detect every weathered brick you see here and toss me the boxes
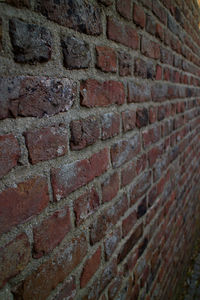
[141,37,160,59]
[101,112,120,140]
[51,148,109,201]
[151,83,168,102]
[122,211,137,237]
[80,79,125,107]
[96,46,117,73]
[149,106,157,124]
[122,110,136,132]
[9,19,52,64]
[111,134,141,168]
[53,276,76,300]
[81,247,101,287]
[118,51,132,76]
[116,0,132,20]
[5,0,30,7]
[121,161,136,187]
[108,276,122,300]
[24,125,68,164]
[104,228,121,260]
[35,0,102,36]
[142,125,161,149]
[70,116,100,150]
[0,233,31,288]
[130,170,152,205]
[146,14,156,35]
[136,108,149,128]
[33,206,71,258]
[0,177,49,235]
[128,81,151,103]
[0,134,20,178]
[101,172,120,203]
[74,188,99,226]
[160,47,173,65]
[135,58,147,78]
[90,195,128,244]
[62,36,91,69]
[152,0,167,24]
[0,76,76,120]
[13,234,87,300]
[118,224,143,263]
[107,17,139,50]
[136,153,147,175]
[133,3,146,28]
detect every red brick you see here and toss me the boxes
[118,51,132,76]
[24,125,68,164]
[70,116,100,150]
[74,188,100,226]
[104,228,121,260]
[148,145,163,167]
[0,177,49,235]
[33,206,71,258]
[0,233,31,288]
[102,172,120,203]
[135,58,147,78]
[116,0,132,20]
[80,79,125,107]
[122,211,137,237]
[121,161,136,187]
[130,170,152,205]
[0,76,76,120]
[53,276,76,300]
[96,46,117,73]
[128,81,151,103]
[136,108,149,128]
[51,148,109,201]
[35,0,102,36]
[111,134,141,168]
[81,247,101,287]
[122,110,136,132]
[118,224,143,263]
[156,65,162,80]
[101,112,120,140]
[156,23,164,41]
[141,37,160,59]
[107,17,139,50]
[14,234,87,300]
[142,125,161,149]
[133,4,146,28]
[149,106,157,124]
[0,134,20,178]
[90,194,128,244]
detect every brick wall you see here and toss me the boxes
[0,0,200,299]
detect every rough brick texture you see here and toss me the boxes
[1,0,200,299]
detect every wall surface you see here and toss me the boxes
[0,0,200,299]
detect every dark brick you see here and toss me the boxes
[0,134,20,178]
[151,83,168,102]
[9,19,52,64]
[0,18,2,51]
[147,62,156,80]
[116,0,132,20]
[136,108,149,128]
[35,0,102,36]
[98,0,113,5]
[5,0,30,8]
[118,51,132,76]
[137,198,147,218]
[0,76,76,120]
[135,58,147,78]
[62,36,91,69]
[70,116,100,150]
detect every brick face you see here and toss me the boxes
[1,1,200,300]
